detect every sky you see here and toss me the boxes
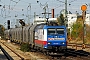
[0,0,90,28]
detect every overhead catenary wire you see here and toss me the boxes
[0,0,79,19]
[0,0,88,26]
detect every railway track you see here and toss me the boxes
[1,40,90,60]
[68,43,90,48]
[0,40,50,60]
[66,43,90,60]
[0,42,24,60]
[0,45,13,60]
[44,48,90,60]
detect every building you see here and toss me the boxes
[67,13,90,29]
[34,13,90,29]
[67,14,77,29]
[85,14,90,25]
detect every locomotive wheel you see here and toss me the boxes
[43,51,49,55]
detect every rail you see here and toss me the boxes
[1,42,24,60]
[0,45,13,60]
[68,43,90,49]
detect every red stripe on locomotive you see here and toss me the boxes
[35,40,47,45]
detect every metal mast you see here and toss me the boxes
[65,0,68,28]
[27,3,31,25]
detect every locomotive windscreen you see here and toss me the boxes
[57,28,64,34]
[47,28,64,35]
[48,28,55,35]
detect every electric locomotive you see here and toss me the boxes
[34,23,67,52]
[4,22,67,52]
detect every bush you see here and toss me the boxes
[20,43,30,52]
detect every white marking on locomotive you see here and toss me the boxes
[44,29,47,41]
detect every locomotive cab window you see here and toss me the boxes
[48,28,55,35]
[56,28,64,35]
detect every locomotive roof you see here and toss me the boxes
[30,23,45,31]
[43,25,66,29]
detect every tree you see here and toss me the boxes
[57,14,65,25]
[71,23,82,39]
[0,24,5,38]
[71,16,83,40]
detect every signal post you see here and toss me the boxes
[81,5,87,49]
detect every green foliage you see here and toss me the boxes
[57,14,65,25]
[68,15,90,44]
[71,22,83,39]
[0,24,5,39]
[20,43,30,52]
[85,25,90,44]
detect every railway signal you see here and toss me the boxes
[81,5,87,11]
[81,4,87,49]
[7,20,10,29]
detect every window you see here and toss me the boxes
[48,28,55,35]
[47,28,65,35]
[57,28,64,34]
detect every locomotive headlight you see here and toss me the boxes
[48,42,51,44]
[62,42,65,44]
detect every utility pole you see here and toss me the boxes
[37,1,50,23]
[65,0,68,49]
[43,6,47,18]
[42,12,51,25]
[42,3,52,24]
[27,3,31,25]
[42,3,48,18]
[65,0,68,28]
[34,12,36,23]
[42,3,51,23]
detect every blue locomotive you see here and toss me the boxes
[4,23,67,52]
[43,25,67,51]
